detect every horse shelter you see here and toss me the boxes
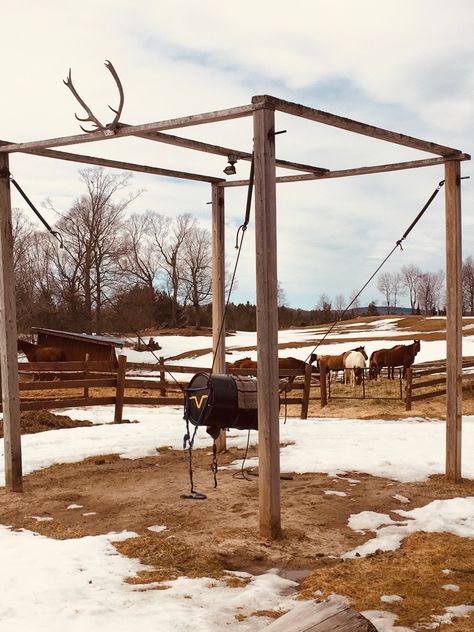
[0,65,470,540]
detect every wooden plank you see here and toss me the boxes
[20,378,116,391]
[411,389,447,402]
[123,378,167,390]
[254,104,281,539]
[114,354,127,423]
[254,95,463,156]
[262,598,377,631]
[0,103,254,153]
[0,154,22,491]
[11,396,116,412]
[320,362,328,407]
[18,360,116,372]
[159,356,166,396]
[221,155,470,188]
[405,367,413,411]
[445,160,463,482]
[123,396,184,406]
[411,377,446,390]
[212,182,227,452]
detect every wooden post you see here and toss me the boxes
[0,155,22,491]
[445,160,463,482]
[83,353,90,398]
[320,362,328,407]
[405,367,413,411]
[159,356,166,396]
[212,183,227,452]
[114,354,127,423]
[301,363,312,419]
[253,103,281,539]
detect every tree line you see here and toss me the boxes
[13,167,472,335]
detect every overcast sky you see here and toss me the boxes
[3,1,473,309]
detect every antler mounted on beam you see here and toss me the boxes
[63,60,124,135]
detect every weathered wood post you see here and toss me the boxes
[301,362,313,419]
[212,183,227,452]
[320,362,328,408]
[405,367,413,411]
[445,160,463,482]
[83,353,90,398]
[253,97,281,539]
[114,354,127,423]
[0,155,22,491]
[159,356,166,396]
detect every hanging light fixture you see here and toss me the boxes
[223,154,238,175]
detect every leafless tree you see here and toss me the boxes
[462,256,474,315]
[148,212,195,327]
[50,168,138,332]
[181,224,212,328]
[401,264,421,312]
[417,270,444,315]
[377,272,393,313]
[334,293,345,317]
[391,272,405,310]
[119,211,163,292]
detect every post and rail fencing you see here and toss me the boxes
[3,355,321,421]
[405,359,474,411]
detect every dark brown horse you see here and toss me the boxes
[17,339,66,362]
[369,340,421,379]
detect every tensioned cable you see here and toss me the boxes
[304,176,469,362]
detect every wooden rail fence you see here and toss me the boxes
[405,360,474,410]
[3,355,321,421]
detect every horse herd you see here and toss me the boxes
[229,340,421,386]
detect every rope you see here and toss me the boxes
[304,178,452,362]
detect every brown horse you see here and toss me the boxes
[229,356,317,383]
[17,339,66,362]
[313,346,368,382]
[369,340,421,380]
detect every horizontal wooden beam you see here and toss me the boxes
[253,95,463,157]
[133,128,329,174]
[0,104,255,154]
[0,141,223,184]
[220,154,471,187]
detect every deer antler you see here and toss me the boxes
[63,60,124,134]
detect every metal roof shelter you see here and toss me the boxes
[31,328,123,363]
[0,89,470,539]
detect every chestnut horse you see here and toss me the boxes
[229,356,317,383]
[311,346,367,382]
[17,339,66,362]
[369,340,421,380]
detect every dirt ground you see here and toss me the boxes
[0,410,473,630]
[4,317,474,629]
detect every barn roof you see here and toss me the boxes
[32,328,124,347]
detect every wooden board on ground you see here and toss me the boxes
[263,598,378,631]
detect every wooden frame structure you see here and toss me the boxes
[0,93,470,538]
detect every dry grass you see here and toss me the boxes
[298,532,474,630]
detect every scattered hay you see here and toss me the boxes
[251,609,288,619]
[114,531,227,584]
[298,532,474,630]
[0,410,93,438]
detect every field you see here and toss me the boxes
[1,315,474,631]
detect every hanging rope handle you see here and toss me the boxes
[305,176,469,362]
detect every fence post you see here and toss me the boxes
[301,363,312,419]
[114,354,127,423]
[405,367,412,411]
[83,353,90,398]
[159,356,166,396]
[320,362,327,408]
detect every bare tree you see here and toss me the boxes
[119,211,163,292]
[462,256,474,314]
[417,271,444,315]
[181,224,212,328]
[391,272,405,310]
[401,264,421,313]
[377,272,393,313]
[334,293,345,318]
[148,212,195,327]
[51,168,138,332]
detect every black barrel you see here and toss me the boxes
[185,372,258,439]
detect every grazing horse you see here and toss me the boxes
[17,339,66,362]
[313,346,368,383]
[369,340,421,380]
[344,351,366,386]
[229,356,317,383]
